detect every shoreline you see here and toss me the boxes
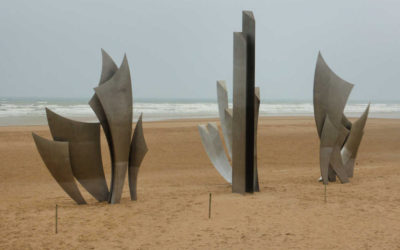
[1,113,400,127]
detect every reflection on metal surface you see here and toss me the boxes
[313,52,369,184]
[46,108,109,202]
[89,49,119,182]
[32,133,86,205]
[314,52,354,137]
[217,80,232,159]
[198,123,232,184]
[341,104,370,177]
[254,87,260,192]
[128,113,148,201]
[320,116,350,184]
[32,49,147,204]
[232,31,248,194]
[224,108,233,157]
[198,11,260,194]
[94,55,133,204]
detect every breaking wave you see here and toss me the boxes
[0,98,398,125]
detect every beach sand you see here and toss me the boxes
[0,117,399,249]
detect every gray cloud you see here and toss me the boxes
[0,0,399,101]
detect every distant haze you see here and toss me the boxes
[1,0,400,101]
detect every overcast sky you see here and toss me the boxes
[0,0,399,101]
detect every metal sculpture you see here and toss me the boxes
[341,105,370,178]
[46,108,109,202]
[217,81,233,159]
[198,123,232,183]
[128,114,148,201]
[313,52,370,184]
[33,49,148,204]
[94,55,133,204]
[198,11,260,194]
[32,133,86,204]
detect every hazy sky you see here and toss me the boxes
[1,0,400,101]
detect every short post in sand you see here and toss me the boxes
[209,193,212,219]
[55,204,58,234]
[324,184,327,203]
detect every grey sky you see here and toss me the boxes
[0,0,399,101]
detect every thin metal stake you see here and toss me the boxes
[208,193,212,219]
[55,204,58,234]
[324,184,327,203]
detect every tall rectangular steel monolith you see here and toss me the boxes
[232,31,248,194]
[232,11,257,194]
[242,11,256,193]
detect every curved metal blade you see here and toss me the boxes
[198,123,232,184]
[341,104,370,177]
[46,108,109,202]
[94,55,133,204]
[313,52,354,137]
[128,113,148,201]
[32,133,86,204]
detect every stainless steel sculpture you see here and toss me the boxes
[341,105,370,178]
[89,49,118,178]
[217,81,233,159]
[94,55,133,204]
[198,11,260,194]
[33,49,148,204]
[198,123,232,183]
[46,108,109,202]
[313,52,370,184]
[128,113,148,201]
[32,133,86,205]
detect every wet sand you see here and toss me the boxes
[0,117,399,249]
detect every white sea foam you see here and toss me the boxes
[0,98,398,125]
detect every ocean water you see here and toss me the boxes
[0,97,399,126]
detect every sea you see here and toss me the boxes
[0,97,399,126]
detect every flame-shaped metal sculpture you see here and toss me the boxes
[313,52,370,184]
[198,11,260,194]
[33,49,148,204]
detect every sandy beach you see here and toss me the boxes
[0,117,399,249]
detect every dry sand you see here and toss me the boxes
[0,117,399,249]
